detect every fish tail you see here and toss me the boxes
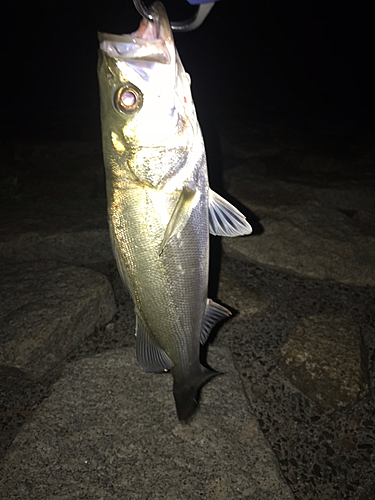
[173,366,218,423]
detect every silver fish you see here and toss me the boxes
[98,1,251,422]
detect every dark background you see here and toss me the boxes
[1,0,373,142]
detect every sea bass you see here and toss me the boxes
[97,1,251,422]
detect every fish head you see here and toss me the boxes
[98,2,198,187]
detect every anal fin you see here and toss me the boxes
[209,189,252,237]
[135,310,173,373]
[200,299,231,344]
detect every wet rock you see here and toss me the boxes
[0,261,116,379]
[279,315,369,409]
[0,347,295,500]
[0,199,112,265]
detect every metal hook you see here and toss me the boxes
[133,0,215,32]
[133,0,154,22]
[170,2,215,32]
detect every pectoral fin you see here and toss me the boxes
[135,309,174,373]
[109,224,135,301]
[159,184,197,256]
[209,189,252,237]
[200,299,231,344]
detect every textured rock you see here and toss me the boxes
[5,140,106,201]
[303,154,374,175]
[0,261,116,379]
[0,347,295,500]
[223,214,375,287]
[279,315,369,409]
[217,265,271,320]
[1,120,374,500]
[0,366,49,460]
[0,199,112,265]
[312,186,375,213]
[223,169,375,286]
[213,254,375,500]
[224,169,316,214]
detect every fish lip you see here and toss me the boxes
[98,2,173,63]
[134,1,173,42]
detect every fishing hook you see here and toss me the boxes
[133,0,154,22]
[133,0,215,32]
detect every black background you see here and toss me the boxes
[2,0,373,141]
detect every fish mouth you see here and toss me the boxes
[98,2,173,64]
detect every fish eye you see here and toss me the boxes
[114,85,143,115]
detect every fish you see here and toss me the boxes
[97,1,252,423]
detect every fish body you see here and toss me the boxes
[98,2,251,422]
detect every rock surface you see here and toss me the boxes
[0,261,116,379]
[213,254,375,500]
[0,199,111,265]
[223,168,375,286]
[0,347,295,500]
[1,119,374,500]
[279,315,369,409]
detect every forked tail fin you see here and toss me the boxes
[173,366,218,423]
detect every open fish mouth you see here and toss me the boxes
[99,2,173,64]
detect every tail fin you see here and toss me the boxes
[173,367,218,423]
